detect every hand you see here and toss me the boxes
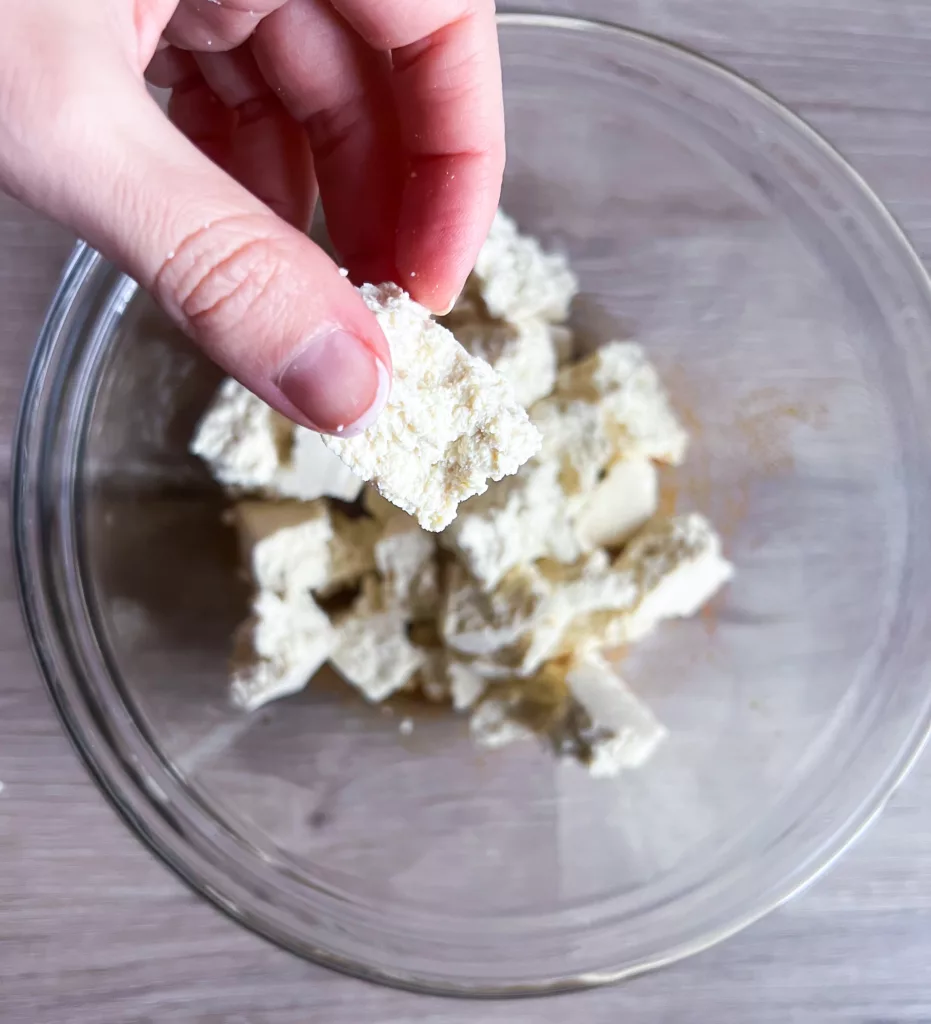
[0,0,504,435]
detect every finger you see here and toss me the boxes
[328,0,477,49]
[332,0,505,311]
[145,45,200,89]
[163,0,284,52]
[168,73,237,166]
[26,73,391,436]
[194,45,268,107]
[149,48,316,234]
[194,49,316,229]
[252,0,403,285]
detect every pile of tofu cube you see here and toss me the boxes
[190,212,733,778]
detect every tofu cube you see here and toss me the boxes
[230,590,334,711]
[322,284,541,532]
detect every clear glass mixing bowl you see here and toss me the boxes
[14,14,931,997]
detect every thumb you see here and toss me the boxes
[16,75,392,436]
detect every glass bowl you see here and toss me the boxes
[14,14,931,997]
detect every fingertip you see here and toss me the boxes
[278,326,390,435]
[395,153,501,313]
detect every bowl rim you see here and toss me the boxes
[13,12,931,998]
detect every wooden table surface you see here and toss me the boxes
[3,1,931,1020]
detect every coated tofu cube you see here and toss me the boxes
[330,578,426,702]
[231,500,377,597]
[439,459,581,591]
[451,316,558,409]
[471,210,578,323]
[191,378,362,501]
[322,284,541,532]
[555,341,688,466]
[230,590,334,711]
[373,513,440,619]
[572,458,659,550]
[564,653,667,778]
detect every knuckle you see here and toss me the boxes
[155,217,290,344]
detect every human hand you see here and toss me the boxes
[0,0,504,435]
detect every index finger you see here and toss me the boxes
[332,0,505,312]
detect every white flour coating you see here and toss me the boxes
[191,378,362,501]
[439,460,580,591]
[471,210,578,323]
[572,457,659,550]
[191,378,280,489]
[531,397,617,499]
[451,317,557,409]
[614,513,734,643]
[558,513,733,655]
[555,341,689,465]
[230,590,334,711]
[373,513,439,619]
[331,579,426,702]
[323,283,541,531]
[469,699,535,750]
[442,550,638,677]
[231,499,376,597]
[565,653,668,778]
[531,341,687,501]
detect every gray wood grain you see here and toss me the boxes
[3,2,931,1019]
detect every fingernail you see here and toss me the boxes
[437,289,463,317]
[278,330,390,437]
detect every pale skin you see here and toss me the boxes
[0,0,505,435]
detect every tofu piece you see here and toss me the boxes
[451,317,557,409]
[442,553,637,676]
[191,377,283,489]
[374,514,439,619]
[439,460,580,592]
[572,458,659,550]
[191,378,362,501]
[559,514,733,653]
[516,554,638,675]
[555,341,689,466]
[411,650,489,709]
[322,283,541,532]
[471,210,578,323]
[564,653,667,778]
[468,659,574,750]
[277,425,364,503]
[231,500,377,597]
[441,561,549,659]
[531,340,687,498]
[615,513,734,642]
[466,652,666,775]
[231,500,333,594]
[469,698,535,750]
[414,646,452,703]
[448,661,489,711]
[326,512,381,596]
[330,578,426,702]
[230,590,334,711]
[531,397,618,500]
